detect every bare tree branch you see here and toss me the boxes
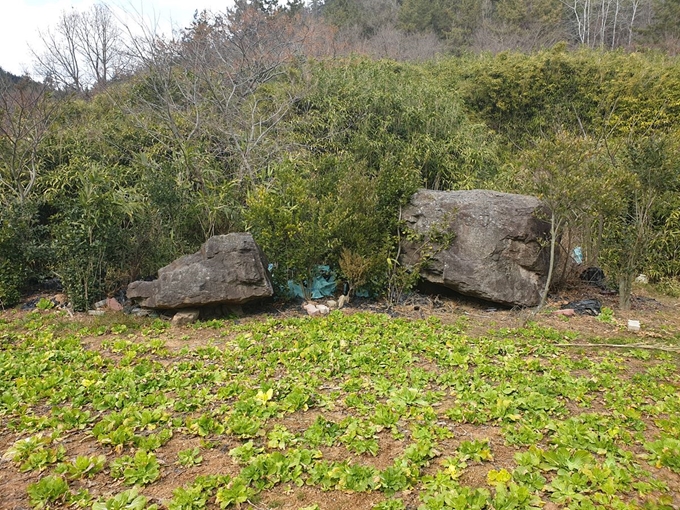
[118,6,333,195]
[0,76,57,205]
[31,2,129,92]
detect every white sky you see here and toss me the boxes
[0,0,235,77]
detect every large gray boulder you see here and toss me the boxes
[400,189,551,307]
[127,233,273,309]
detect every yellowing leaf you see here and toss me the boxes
[446,464,463,479]
[255,388,274,404]
[487,468,512,486]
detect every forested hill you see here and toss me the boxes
[323,0,680,55]
[1,1,679,311]
[0,67,22,84]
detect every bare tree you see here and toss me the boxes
[121,6,337,193]
[75,3,127,88]
[0,75,56,205]
[561,0,651,48]
[627,0,643,45]
[33,9,83,91]
[32,2,128,92]
[356,25,444,61]
[472,0,568,53]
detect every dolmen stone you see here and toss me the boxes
[400,189,551,307]
[127,233,273,309]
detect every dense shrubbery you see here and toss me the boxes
[0,203,47,306]
[454,48,680,145]
[1,49,680,308]
[247,60,496,293]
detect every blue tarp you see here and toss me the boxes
[287,265,337,300]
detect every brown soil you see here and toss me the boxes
[256,484,384,510]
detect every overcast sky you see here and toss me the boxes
[1,0,235,77]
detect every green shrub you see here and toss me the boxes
[246,156,400,294]
[649,194,680,281]
[48,162,136,310]
[655,278,680,298]
[0,201,46,307]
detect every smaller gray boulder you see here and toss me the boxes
[127,233,273,309]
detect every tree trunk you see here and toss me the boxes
[619,272,634,310]
[537,211,559,311]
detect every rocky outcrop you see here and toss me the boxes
[127,233,273,309]
[400,189,551,307]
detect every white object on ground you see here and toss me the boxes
[635,274,649,284]
[303,302,331,316]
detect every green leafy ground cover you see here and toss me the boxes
[1,309,679,509]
